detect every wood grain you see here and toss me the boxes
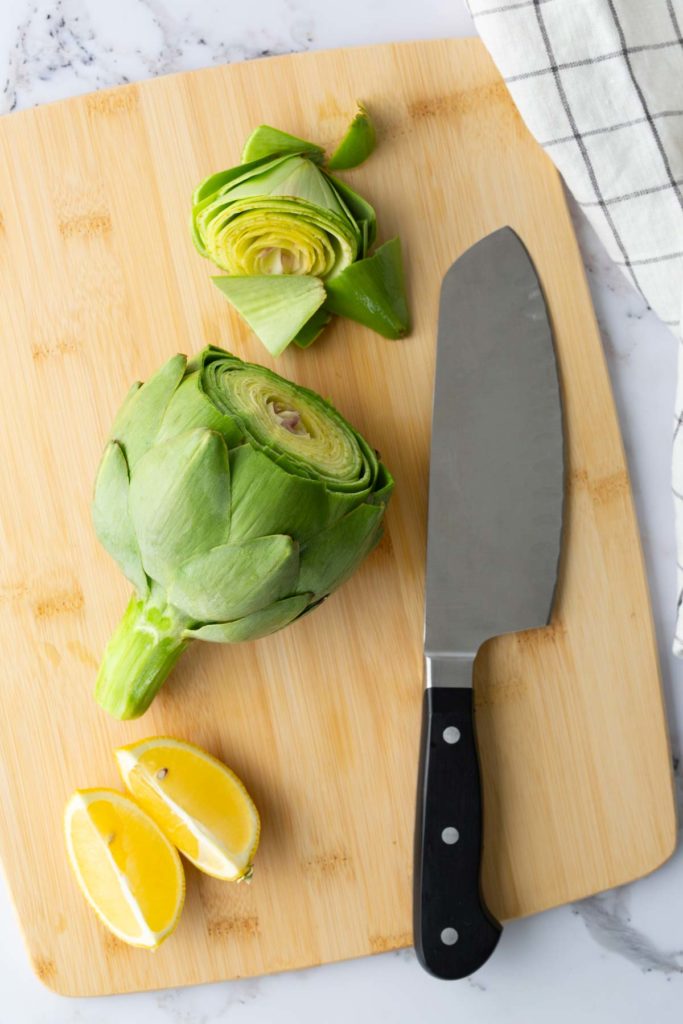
[0,38,675,997]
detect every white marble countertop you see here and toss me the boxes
[0,1,681,1021]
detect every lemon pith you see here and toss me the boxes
[64,788,185,950]
[115,737,260,882]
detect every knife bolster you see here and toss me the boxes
[424,653,475,689]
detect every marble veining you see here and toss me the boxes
[572,889,683,976]
[0,1,682,1021]
[1,0,316,114]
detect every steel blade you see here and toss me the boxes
[424,227,564,677]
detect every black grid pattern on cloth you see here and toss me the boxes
[475,0,553,15]
[541,109,683,149]
[531,0,640,289]
[581,180,683,208]
[473,0,683,311]
[479,14,682,322]
[606,0,683,209]
[506,39,682,82]
[472,0,683,318]
[469,0,683,653]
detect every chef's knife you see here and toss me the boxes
[413,227,564,980]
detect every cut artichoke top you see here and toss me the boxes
[191,112,410,357]
[193,155,359,280]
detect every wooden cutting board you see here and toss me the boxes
[0,38,675,997]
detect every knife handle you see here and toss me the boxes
[413,686,502,979]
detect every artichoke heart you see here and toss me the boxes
[191,109,410,356]
[93,346,393,720]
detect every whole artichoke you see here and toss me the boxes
[92,346,393,719]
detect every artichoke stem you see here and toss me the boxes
[95,586,192,720]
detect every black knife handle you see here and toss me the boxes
[414,686,502,979]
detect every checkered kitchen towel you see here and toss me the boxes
[468,0,683,653]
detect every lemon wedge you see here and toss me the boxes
[115,737,261,882]
[64,788,184,950]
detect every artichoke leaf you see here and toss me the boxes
[241,125,325,164]
[328,103,376,171]
[129,428,230,585]
[110,380,142,428]
[228,445,331,544]
[224,156,345,213]
[192,153,278,207]
[293,306,332,349]
[111,354,187,468]
[185,593,313,643]
[367,461,395,506]
[186,344,225,374]
[168,534,299,622]
[157,372,243,447]
[325,237,409,339]
[298,502,384,598]
[213,275,326,357]
[92,441,147,596]
[326,174,377,255]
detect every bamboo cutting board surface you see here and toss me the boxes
[0,39,675,996]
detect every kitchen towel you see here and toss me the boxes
[468,0,683,652]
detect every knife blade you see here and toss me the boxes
[413,227,564,980]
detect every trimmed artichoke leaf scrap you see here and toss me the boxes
[191,104,408,355]
[241,124,326,165]
[325,237,409,339]
[328,103,377,171]
[212,275,326,357]
[293,305,332,349]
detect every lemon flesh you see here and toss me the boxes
[64,788,185,949]
[115,737,260,881]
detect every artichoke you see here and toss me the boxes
[191,107,409,356]
[92,346,393,720]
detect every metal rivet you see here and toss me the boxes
[441,827,460,845]
[440,927,459,946]
[442,726,460,745]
